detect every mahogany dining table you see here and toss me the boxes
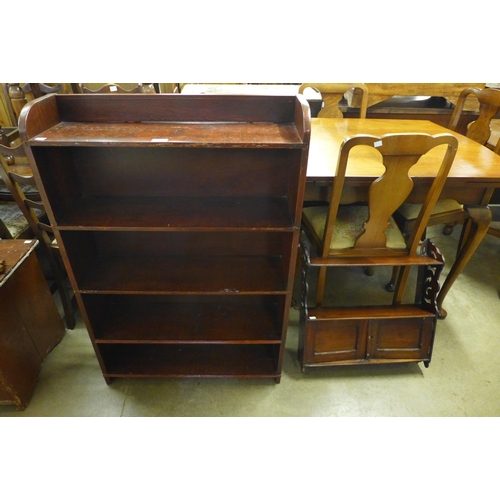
[305,117,500,318]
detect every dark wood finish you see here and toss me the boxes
[99,344,280,379]
[84,296,284,343]
[181,84,323,117]
[0,240,65,409]
[0,141,76,329]
[20,93,311,384]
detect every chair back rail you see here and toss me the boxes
[299,83,369,119]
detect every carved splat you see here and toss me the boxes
[299,83,369,119]
[449,87,500,145]
[355,153,417,249]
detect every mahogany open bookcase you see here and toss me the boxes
[20,93,311,384]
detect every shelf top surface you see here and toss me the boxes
[20,94,311,148]
[28,121,305,147]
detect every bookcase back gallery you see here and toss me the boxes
[19,93,311,383]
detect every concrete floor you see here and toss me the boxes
[1,224,499,417]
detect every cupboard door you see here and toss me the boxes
[367,317,435,362]
[305,319,367,365]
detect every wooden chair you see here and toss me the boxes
[0,128,39,202]
[298,84,373,275]
[394,87,500,238]
[0,126,21,147]
[0,142,76,330]
[0,202,36,239]
[3,83,69,124]
[1,127,18,201]
[73,83,156,94]
[488,205,500,238]
[457,139,500,242]
[0,131,39,237]
[298,83,369,118]
[301,133,458,306]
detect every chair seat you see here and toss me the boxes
[397,199,463,220]
[0,178,39,199]
[0,202,44,238]
[303,204,407,251]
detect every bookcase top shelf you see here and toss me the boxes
[19,93,311,148]
[27,121,304,147]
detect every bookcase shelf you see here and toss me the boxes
[86,296,283,344]
[30,121,305,147]
[21,93,310,383]
[99,344,280,379]
[56,196,295,231]
[74,254,288,294]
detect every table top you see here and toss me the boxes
[307,118,500,185]
[0,239,37,287]
[181,84,322,101]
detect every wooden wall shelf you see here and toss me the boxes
[299,238,445,371]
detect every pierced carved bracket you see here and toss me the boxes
[299,236,312,319]
[419,239,445,316]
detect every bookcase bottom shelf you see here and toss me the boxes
[99,344,281,382]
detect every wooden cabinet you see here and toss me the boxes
[299,239,444,371]
[20,93,311,383]
[0,240,65,409]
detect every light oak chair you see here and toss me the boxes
[299,83,373,276]
[394,87,500,239]
[301,132,458,306]
[0,142,76,330]
[3,83,68,124]
[298,83,369,118]
[0,128,39,202]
